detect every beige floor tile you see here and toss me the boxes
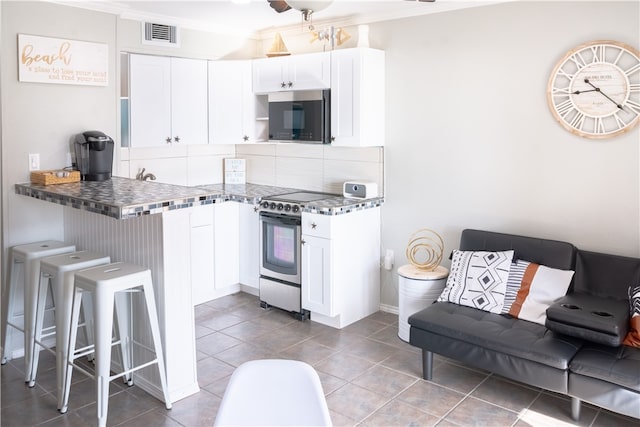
[343,337,399,363]
[443,396,519,426]
[196,331,242,356]
[277,338,337,366]
[315,351,375,381]
[352,365,418,399]
[471,375,540,412]
[326,383,389,422]
[360,399,440,427]
[397,380,465,418]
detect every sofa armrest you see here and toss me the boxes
[546,293,629,346]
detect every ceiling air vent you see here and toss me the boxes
[142,22,180,47]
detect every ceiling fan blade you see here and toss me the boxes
[268,0,292,13]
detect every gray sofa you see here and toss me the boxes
[408,229,640,420]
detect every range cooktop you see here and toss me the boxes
[259,191,339,215]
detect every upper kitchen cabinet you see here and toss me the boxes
[129,54,208,147]
[330,48,385,147]
[253,52,331,94]
[209,60,267,144]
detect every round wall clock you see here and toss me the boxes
[547,40,640,139]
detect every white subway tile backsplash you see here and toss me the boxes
[323,160,383,195]
[323,146,383,163]
[275,143,324,159]
[187,144,235,156]
[236,143,277,157]
[244,154,276,185]
[275,157,324,191]
[187,155,224,186]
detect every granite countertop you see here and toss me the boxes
[15,177,384,219]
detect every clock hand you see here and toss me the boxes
[584,79,623,109]
[572,89,599,94]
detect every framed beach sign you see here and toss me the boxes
[18,34,108,86]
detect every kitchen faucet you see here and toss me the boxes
[135,168,156,181]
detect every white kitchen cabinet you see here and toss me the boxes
[130,54,208,147]
[301,207,381,328]
[330,48,385,147]
[253,52,331,94]
[213,201,240,291]
[209,60,267,144]
[238,203,260,292]
[190,205,215,305]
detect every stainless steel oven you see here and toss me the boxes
[258,191,336,320]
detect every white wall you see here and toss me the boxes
[2,1,639,311]
[374,1,640,307]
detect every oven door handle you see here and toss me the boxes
[259,212,301,226]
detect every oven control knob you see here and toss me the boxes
[284,204,292,212]
[277,203,284,211]
[261,202,269,209]
[269,202,276,210]
[292,205,300,213]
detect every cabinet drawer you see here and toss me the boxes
[302,213,332,238]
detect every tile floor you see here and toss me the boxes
[1,291,639,426]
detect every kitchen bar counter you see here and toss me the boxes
[16,178,384,219]
[13,176,384,404]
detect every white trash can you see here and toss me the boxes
[398,264,449,342]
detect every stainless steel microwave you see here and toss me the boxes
[268,90,330,144]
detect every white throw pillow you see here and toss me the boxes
[505,259,574,325]
[437,250,514,313]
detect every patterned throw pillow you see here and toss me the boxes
[623,285,640,347]
[503,259,574,325]
[437,250,514,313]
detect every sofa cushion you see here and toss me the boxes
[546,293,630,346]
[573,250,640,300]
[409,302,583,370]
[437,250,513,313]
[623,285,640,347]
[504,260,574,325]
[570,343,640,392]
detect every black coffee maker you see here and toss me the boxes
[74,131,114,181]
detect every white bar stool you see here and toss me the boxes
[61,262,172,427]
[1,240,76,381]
[30,251,111,409]
[215,359,332,426]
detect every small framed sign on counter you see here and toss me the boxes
[18,34,108,86]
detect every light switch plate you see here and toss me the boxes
[29,153,40,171]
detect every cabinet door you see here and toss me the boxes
[238,203,260,289]
[213,202,240,290]
[171,58,208,145]
[190,206,215,305]
[129,54,172,147]
[209,60,256,144]
[301,234,333,316]
[252,57,287,93]
[288,52,331,91]
[330,48,385,147]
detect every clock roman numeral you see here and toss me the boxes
[555,98,574,116]
[593,117,606,134]
[624,62,640,77]
[568,51,588,70]
[569,111,586,130]
[613,111,629,129]
[590,45,605,63]
[552,86,571,95]
[625,99,640,114]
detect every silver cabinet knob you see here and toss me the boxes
[165,137,172,144]
[243,135,249,142]
[331,136,336,142]
[174,136,181,143]
[281,81,287,88]
[301,239,306,245]
[287,81,293,88]
[311,223,317,229]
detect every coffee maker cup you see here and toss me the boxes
[74,131,114,181]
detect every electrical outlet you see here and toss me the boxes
[29,153,40,171]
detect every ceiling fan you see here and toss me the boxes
[268,0,436,21]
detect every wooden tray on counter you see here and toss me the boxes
[30,170,80,185]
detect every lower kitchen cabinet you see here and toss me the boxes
[190,204,215,305]
[238,203,260,292]
[301,207,381,328]
[190,202,240,306]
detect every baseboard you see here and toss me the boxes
[379,303,398,315]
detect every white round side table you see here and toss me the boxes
[398,264,449,342]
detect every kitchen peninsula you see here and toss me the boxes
[15,177,383,403]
